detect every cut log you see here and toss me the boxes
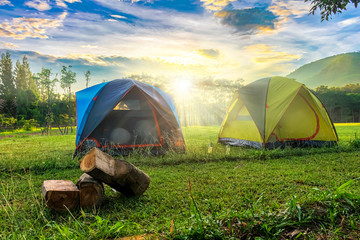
[42,180,79,211]
[80,147,150,197]
[76,173,104,208]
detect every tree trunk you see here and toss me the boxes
[58,125,64,135]
[42,180,79,211]
[79,148,150,197]
[76,173,104,208]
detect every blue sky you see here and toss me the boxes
[0,0,359,91]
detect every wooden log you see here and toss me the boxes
[76,173,104,208]
[42,180,79,211]
[80,147,150,197]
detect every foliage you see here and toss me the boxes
[313,84,360,122]
[305,0,359,21]
[17,118,38,131]
[60,65,76,129]
[0,52,16,117]
[60,65,76,96]
[0,114,17,129]
[0,51,75,131]
[0,52,15,98]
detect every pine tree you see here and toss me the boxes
[15,55,39,120]
[0,52,16,117]
[14,59,27,91]
[22,56,32,89]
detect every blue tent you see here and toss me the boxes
[75,79,185,156]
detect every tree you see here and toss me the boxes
[16,89,39,120]
[0,52,16,117]
[38,67,57,135]
[60,65,76,99]
[85,70,91,88]
[60,65,76,130]
[14,59,26,91]
[14,55,39,121]
[305,0,359,21]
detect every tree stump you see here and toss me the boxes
[76,173,104,208]
[42,180,79,211]
[80,147,150,197]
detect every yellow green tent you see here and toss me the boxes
[218,76,338,148]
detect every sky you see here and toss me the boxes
[0,0,359,91]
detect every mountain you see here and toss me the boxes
[287,52,360,89]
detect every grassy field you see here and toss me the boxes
[0,124,359,239]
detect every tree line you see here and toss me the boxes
[0,51,359,133]
[314,84,360,123]
[0,51,91,134]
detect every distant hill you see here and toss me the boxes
[287,52,360,89]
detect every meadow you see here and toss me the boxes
[0,124,359,239]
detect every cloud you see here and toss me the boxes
[0,12,67,40]
[266,0,310,29]
[1,41,18,48]
[268,0,309,18]
[200,0,236,11]
[56,0,81,8]
[215,7,277,33]
[196,49,220,59]
[81,44,98,49]
[244,44,301,63]
[0,0,12,6]
[110,14,127,19]
[338,16,360,28]
[65,53,109,65]
[25,0,51,11]
[55,0,67,7]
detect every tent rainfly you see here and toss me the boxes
[74,79,185,157]
[218,76,338,149]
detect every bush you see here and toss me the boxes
[22,119,38,131]
[0,114,17,130]
[17,118,38,131]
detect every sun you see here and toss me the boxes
[173,78,193,95]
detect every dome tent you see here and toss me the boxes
[74,79,185,157]
[218,76,338,149]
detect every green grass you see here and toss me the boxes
[0,125,360,239]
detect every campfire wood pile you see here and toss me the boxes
[42,148,150,211]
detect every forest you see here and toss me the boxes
[0,51,359,133]
[0,52,88,133]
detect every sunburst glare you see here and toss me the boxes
[173,78,193,95]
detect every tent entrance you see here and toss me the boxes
[88,87,163,148]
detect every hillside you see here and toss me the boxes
[287,52,360,88]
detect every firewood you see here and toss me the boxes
[42,180,79,211]
[76,173,104,208]
[80,148,150,197]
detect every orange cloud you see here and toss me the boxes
[0,12,67,40]
[267,0,309,27]
[65,54,108,65]
[245,44,301,63]
[200,0,236,11]
[1,41,19,48]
